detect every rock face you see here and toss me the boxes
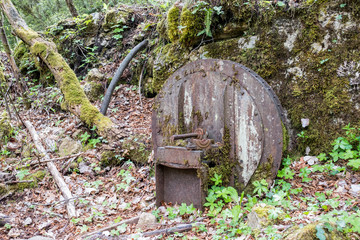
[283,222,345,240]
[58,137,81,157]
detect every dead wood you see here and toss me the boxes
[24,120,77,217]
[81,216,140,239]
[119,222,205,239]
[0,0,121,141]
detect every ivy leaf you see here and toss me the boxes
[277,1,286,7]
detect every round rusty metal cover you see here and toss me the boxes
[152,59,285,190]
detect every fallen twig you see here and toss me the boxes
[24,120,77,217]
[81,216,140,239]
[15,152,84,169]
[120,222,205,239]
[4,180,33,184]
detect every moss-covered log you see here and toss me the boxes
[0,0,120,140]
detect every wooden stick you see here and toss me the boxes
[16,153,84,169]
[24,120,77,218]
[120,222,205,239]
[81,216,140,239]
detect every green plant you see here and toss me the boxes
[297,131,309,142]
[252,179,269,196]
[80,132,91,146]
[178,203,196,216]
[88,138,101,148]
[299,167,312,182]
[166,206,178,220]
[191,1,223,37]
[16,169,30,180]
[4,223,11,230]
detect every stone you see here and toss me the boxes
[0,111,12,141]
[23,217,32,226]
[304,156,318,166]
[22,143,35,158]
[301,118,310,128]
[82,82,104,102]
[247,203,278,230]
[84,68,104,82]
[8,228,21,237]
[238,36,258,50]
[349,184,360,196]
[39,127,64,152]
[58,137,81,157]
[136,212,156,228]
[78,161,93,175]
[283,222,345,240]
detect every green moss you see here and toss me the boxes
[100,150,117,166]
[150,43,189,94]
[179,8,204,48]
[283,222,346,240]
[0,183,8,196]
[167,6,181,42]
[0,111,13,143]
[11,170,46,191]
[205,127,234,186]
[282,121,289,153]
[122,135,151,165]
[16,27,40,43]
[102,9,132,32]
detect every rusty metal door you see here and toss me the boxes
[153,59,285,207]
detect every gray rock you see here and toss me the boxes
[136,212,156,228]
[247,203,277,230]
[23,217,32,226]
[78,162,93,175]
[82,82,104,101]
[301,118,310,128]
[338,180,347,187]
[8,228,21,237]
[304,156,318,166]
[39,127,64,152]
[350,184,360,196]
[85,68,104,82]
[58,137,81,157]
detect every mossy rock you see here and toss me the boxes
[100,150,118,166]
[283,222,346,240]
[82,82,104,102]
[102,8,132,32]
[0,111,13,144]
[122,135,150,165]
[148,43,189,94]
[247,203,284,230]
[8,170,46,192]
[167,6,181,42]
[0,183,8,197]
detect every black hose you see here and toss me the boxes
[100,39,148,115]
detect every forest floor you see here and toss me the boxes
[0,52,359,240]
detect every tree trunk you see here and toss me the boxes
[0,0,121,140]
[65,0,78,18]
[0,11,20,81]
